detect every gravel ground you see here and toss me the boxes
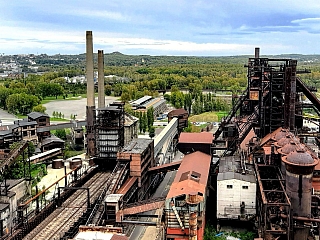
[43,96,119,120]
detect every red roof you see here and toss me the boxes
[166,151,211,199]
[178,132,213,144]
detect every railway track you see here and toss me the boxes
[23,170,111,240]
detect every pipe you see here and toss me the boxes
[98,50,105,108]
[86,31,95,107]
[189,211,197,240]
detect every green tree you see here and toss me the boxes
[33,104,46,113]
[184,93,192,113]
[138,112,143,133]
[6,93,40,115]
[0,87,11,109]
[142,112,148,133]
[149,126,155,138]
[105,84,112,96]
[147,107,154,127]
[55,129,67,140]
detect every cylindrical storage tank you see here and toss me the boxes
[52,159,64,169]
[278,141,301,177]
[274,133,294,149]
[282,149,318,218]
[69,158,82,169]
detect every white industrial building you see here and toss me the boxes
[217,156,256,221]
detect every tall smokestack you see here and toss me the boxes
[255,47,260,58]
[98,50,105,108]
[86,31,96,157]
[86,31,95,107]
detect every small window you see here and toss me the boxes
[227,185,233,189]
[242,186,249,189]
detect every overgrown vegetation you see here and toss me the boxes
[204,224,256,240]
[4,142,47,187]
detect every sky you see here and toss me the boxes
[0,0,320,56]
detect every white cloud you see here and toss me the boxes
[69,9,129,22]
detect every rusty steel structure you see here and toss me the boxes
[214,48,319,156]
[213,48,320,240]
[95,103,125,161]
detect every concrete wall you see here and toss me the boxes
[217,179,256,220]
[124,122,138,146]
[0,179,29,233]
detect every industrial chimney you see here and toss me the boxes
[98,50,105,108]
[255,47,260,58]
[86,31,96,157]
[86,31,95,107]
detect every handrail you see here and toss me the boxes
[19,166,83,207]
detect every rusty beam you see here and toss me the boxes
[148,160,182,174]
[116,200,164,222]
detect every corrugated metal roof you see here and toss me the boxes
[124,113,138,126]
[27,112,49,119]
[131,96,152,105]
[166,151,211,199]
[218,156,255,183]
[152,99,166,108]
[178,132,213,144]
[15,120,37,127]
[217,171,256,183]
[120,138,153,154]
[141,98,159,108]
[41,135,64,146]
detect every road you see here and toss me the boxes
[0,109,18,125]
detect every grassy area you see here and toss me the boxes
[15,113,27,119]
[64,150,85,159]
[41,95,83,104]
[50,117,70,121]
[189,111,229,123]
[216,111,229,121]
[189,112,219,122]
[40,93,102,104]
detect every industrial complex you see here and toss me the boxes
[0,31,320,240]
